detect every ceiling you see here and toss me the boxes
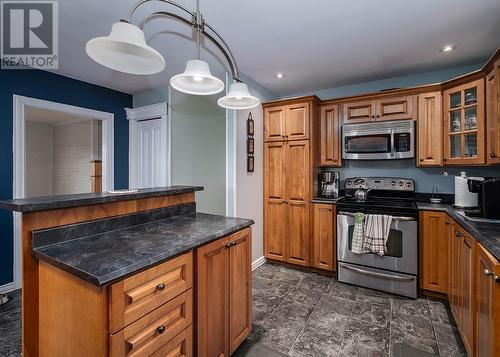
[55,0,500,97]
[25,107,94,126]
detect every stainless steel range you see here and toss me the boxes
[337,177,418,298]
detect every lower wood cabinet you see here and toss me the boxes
[196,228,252,357]
[419,211,448,293]
[312,203,336,271]
[475,243,500,357]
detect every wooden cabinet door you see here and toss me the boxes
[460,231,475,355]
[475,243,500,357]
[443,78,485,165]
[374,95,417,121]
[342,100,376,123]
[312,204,335,271]
[486,60,500,164]
[285,103,309,141]
[196,237,229,357]
[417,92,443,166]
[264,106,286,142]
[286,140,310,266]
[319,104,341,166]
[420,211,448,293]
[449,221,462,324]
[228,229,252,354]
[264,142,287,261]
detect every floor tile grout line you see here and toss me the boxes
[335,285,360,357]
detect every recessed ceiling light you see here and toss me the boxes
[275,73,285,79]
[440,44,457,53]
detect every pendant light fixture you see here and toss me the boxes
[86,0,259,110]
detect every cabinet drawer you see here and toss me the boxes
[109,252,193,333]
[110,289,193,357]
[150,325,192,357]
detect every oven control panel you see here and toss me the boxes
[345,177,415,191]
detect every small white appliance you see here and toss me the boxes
[454,172,482,208]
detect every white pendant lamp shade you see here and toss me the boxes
[217,82,260,110]
[170,60,225,95]
[86,21,165,75]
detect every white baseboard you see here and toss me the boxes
[252,256,267,271]
[0,282,16,294]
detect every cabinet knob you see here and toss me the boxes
[491,153,497,158]
[376,115,380,118]
[484,269,493,276]
[156,283,165,291]
[157,325,166,334]
[455,231,461,238]
[419,158,424,162]
[225,242,232,248]
[231,241,237,246]
[371,115,375,118]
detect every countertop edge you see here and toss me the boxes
[32,219,254,287]
[0,186,204,212]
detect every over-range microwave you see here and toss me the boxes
[342,120,415,160]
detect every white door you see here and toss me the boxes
[133,118,165,189]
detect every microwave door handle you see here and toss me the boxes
[337,212,415,222]
[390,130,395,157]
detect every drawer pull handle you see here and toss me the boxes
[455,231,461,238]
[156,283,165,291]
[157,325,166,334]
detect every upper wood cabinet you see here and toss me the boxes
[312,203,336,271]
[196,229,252,357]
[374,95,417,121]
[264,102,309,142]
[443,78,485,165]
[319,104,341,166]
[417,92,443,166]
[486,60,500,164]
[419,211,448,294]
[342,100,376,123]
[342,95,417,123]
[475,242,500,357]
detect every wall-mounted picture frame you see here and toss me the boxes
[247,156,254,173]
[247,138,254,155]
[247,112,254,136]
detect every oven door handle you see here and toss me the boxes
[337,211,416,222]
[339,263,416,282]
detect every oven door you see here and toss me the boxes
[336,212,418,275]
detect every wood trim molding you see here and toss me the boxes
[125,102,167,120]
[262,95,320,108]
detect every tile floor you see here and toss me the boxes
[0,264,466,357]
[248,263,467,357]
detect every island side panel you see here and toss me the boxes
[20,192,195,357]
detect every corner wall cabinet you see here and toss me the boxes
[443,78,486,165]
[417,92,443,166]
[312,203,336,271]
[341,95,417,123]
[486,60,500,164]
[196,228,252,357]
[319,104,341,166]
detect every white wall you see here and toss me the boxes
[235,74,278,264]
[52,121,92,195]
[26,121,54,197]
[170,91,227,215]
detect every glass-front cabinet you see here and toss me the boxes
[443,78,485,165]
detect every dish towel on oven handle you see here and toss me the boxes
[362,214,393,256]
[351,212,366,254]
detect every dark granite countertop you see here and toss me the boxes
[0,186,203,212]
[32,211,253,286]
[417,202,500,262]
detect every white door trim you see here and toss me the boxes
[225,73,237,217]
[126,102,170,189]
[11,94,115,292]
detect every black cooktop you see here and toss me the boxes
[337,194,418,216]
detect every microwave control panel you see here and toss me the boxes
[395,133,411,152]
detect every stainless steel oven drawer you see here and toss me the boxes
[338,262,417,298]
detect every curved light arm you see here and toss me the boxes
[127,0,240,81]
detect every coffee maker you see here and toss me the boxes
[466,177,500,219]
[318,171,340,198]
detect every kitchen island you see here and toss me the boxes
[0,186,254,357]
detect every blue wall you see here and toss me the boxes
[282,63,500,193]
[0,69,132,286]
